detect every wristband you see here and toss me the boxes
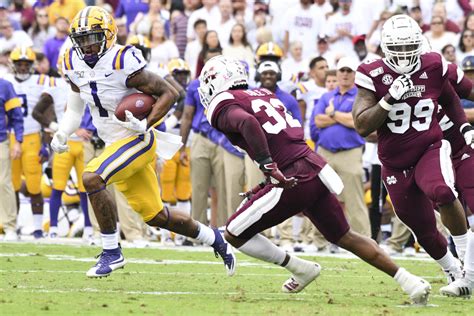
[460,123,471,134]
[378,98,393,111]
[48,121,59,132]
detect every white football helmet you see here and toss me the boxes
[381,15,423,74]
[198,56,248,107]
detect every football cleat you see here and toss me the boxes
[86,248,126,278]
[401,275,431,305]
[33,230,44,239]
[282,263,321,293]
[211,228,236,276]
[440,277,472,298]
[443,259,464,284]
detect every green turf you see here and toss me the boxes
[0,243,471,315]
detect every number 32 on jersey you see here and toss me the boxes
[251,98,301,134]
[387,99,435,134]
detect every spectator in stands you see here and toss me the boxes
[281,41,308,84]
[314,0,333,17]
[216,0,235,49]
[457,29,474,65]
[441,44,457,64]
[48,0,85,25]
[115,0,149,31]
[34,52,60,77]
[247,4,271,50]
[115,17,128,45]
[313,57,370,238]
[0,4,22,30]
[187,0,220,41]
[28,7,55,50]
[195,30,222,76]
[461,56,474,121]
[11,0,35,31]
[421,2,461,34]
[43,16,68,71]
[326,0,361,59]
[352,35,380,63]
[367,10,392,54]
[170,1,188,59]
[464,11,474,33]
[130,0,170,36]
[316,35,336,68]
[324,69,338,91]
[148,20,179,69]
[185,19,207,79]
[424,15,458,54]
[284,0,325,60]
[222,23,253,69]
[0,18,33,53]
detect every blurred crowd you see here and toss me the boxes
[1,0,474,256]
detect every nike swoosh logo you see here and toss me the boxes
[105,73,113,77]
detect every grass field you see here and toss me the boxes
[0,242,471,315]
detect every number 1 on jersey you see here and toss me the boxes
[89,81,108,117]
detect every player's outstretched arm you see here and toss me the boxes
[59,82,86,136]
[352,87,389,137]
[126,69,179,129]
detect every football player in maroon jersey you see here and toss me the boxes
[198,56,431,304]
[353,15,473,288]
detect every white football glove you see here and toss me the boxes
[388,75,413,101]
[113,110,148,134]
[460,123,474,149]
[51,131,69,153]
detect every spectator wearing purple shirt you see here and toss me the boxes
[115,0,149,32]
[314,57,370,239]
[43,17,68,71]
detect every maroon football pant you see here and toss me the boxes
[382,141,457,260]
[452,145,474,214]
[226,176,350,243]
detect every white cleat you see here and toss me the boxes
[440,278,472,298]
[443,258,464,284]
[282,263,321,293]
[401,276,431,305]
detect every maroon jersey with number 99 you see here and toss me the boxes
[355,52,453,169]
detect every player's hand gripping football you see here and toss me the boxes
[460,123,474,148]
[388,74,413,101]
[51,131,69,153]
[114,110,148,134]
[259,160,298,189]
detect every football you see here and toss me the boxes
[114,93,155,121]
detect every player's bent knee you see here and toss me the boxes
[432,185,456,205]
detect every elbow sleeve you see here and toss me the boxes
[58,89,85,136]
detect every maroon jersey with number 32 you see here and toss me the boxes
[207,88,326,174]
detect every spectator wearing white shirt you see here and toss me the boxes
[315,35,337,69]
[222,23,254,69]
[216,0,236,49]
[247,5,271,50]
[314,0,333,17]
[186,0,221,41]
[325,0,360,59]
[281,41,308,83]
[27,7,56,51]
[130,0,170,36]
[352,35,380,64]
[424,15,458,54]
[284,0,325,60]
[185,19,207,79]
[457,29,474,65]
[0,18,32,53]
[269,0,299,48]
[148,20,179,70]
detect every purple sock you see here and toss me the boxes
[79,192,91,227]
[49,189,63,227]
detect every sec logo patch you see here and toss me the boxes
[382,74,393,85]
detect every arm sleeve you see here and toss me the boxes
[59,88,86,136]
[215,105,271,162]
[286,96,302,123]
[439,82,468,131]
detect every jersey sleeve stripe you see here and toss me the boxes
[49,77,56,87]
[297,83,307,94]
[442,55,448,76]
[119,45,132,69]
[5,97,21,111]
[37,74,46,85]
[355,71,376,92]
[64,48,73,70]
